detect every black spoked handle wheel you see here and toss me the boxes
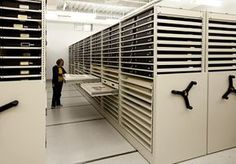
[0,100,19,113]
[171,81,197,110]
[222,75,236,100]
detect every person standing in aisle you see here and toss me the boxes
[51,58,67,109]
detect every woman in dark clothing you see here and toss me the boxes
[51,58,66,109]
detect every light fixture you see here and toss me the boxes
[46,11,97,21]
[195,0,222,7]
[46,12,58,20]
[106,18,120,24]
[46,11,118,25]
[169,0,222,7]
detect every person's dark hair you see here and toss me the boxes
[56,58,64,66]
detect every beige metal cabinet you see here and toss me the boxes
[68,4,236,164]
[207,13,236,153]
[0,0,46,163]
[208,72,236,153]
[0,81,46,164]
[154,73,207,164]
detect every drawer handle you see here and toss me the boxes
[0,100,19,113]
[171,81,197,110]
[222,75,236,100]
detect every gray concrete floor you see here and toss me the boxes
[46,82,236,164]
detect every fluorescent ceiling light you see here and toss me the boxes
[195,0,222,7]
[46,11,119,25]
[169,0,222,7]
[46,11,96,21]
[46,12,58,20]
[106,18,120,24]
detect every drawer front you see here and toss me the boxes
[208,71,236,153]
[0,81,46,164]
[154,73,207,164]
[81,82,118,97]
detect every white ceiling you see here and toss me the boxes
[47,0,151,24]
[46,0,236,24]
[48,0,150,15]
[159,0,236,14]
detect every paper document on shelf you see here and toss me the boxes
[81,82,118,97]
[64,74,99,82]
[93,86,106,90]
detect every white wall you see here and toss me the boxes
[46,21,108,79]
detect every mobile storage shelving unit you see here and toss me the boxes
[0,0,46,163]
[68,4,236,164]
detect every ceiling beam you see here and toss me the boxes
[64,0,148,7]
[120,0,148,4]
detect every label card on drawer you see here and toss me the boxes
[20,61,29,66]
[18,15,28,19]
[20,70,30,75]
[14,24,23,29]
[21,42,30,47]
[20,34,30,38]
[22,53,31,56]
[19,5,29,9]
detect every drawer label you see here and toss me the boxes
[20,34,30,38]
[20,70,30,75]
[14,24,23,29]
[18,15,28,19]
[20,61,29,66]
[21,42,31,47]
[22,53,31,56]
[19,5,29,9]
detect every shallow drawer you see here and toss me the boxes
[64,74,99,84]
[136,37,153,44]
[81,82,118,97]
[135,30,153,38]
[122,18,135,27]
[136,23,153,32]
[136,16,153,26]
[1,1,42,10]
[136,9,154,20]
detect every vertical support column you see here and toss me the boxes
[42,0,46,81]
[90,36,92,74]
[152,4,158,163]
[204,12,209,73]
[118,22,122,125]
[101,30,104,112]
[83,40,85,73]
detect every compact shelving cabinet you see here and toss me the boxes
[69,5,236,164]
[74,42,80,74]
[91,32,102,77]
[120,6,154,152]
[102,23,120,84]
[0,0,45,81]
[79,40,84,74]
[83,37,91,74]
[206,12,236,154]
[154,7,207,164]
[100,23,120,121]
[69,43,77,74]
[69,45,72,73]
[0,0,46,163]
